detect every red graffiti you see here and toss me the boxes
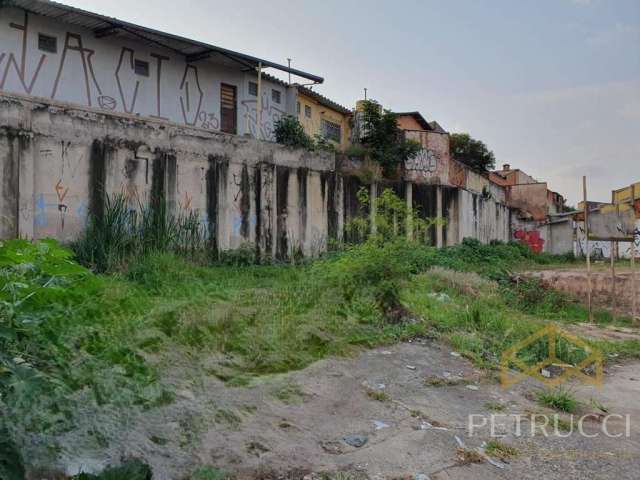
[514,229,545,253]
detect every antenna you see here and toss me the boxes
[364,87,367,100]
[287,58,292,85]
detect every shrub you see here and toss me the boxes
[273,115,314,149]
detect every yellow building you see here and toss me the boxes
[297,86,352,150]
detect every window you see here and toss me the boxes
[304,105,312,118]
[271,89,281,104]
[38,34,57,53]
[321,119,342,143]
[134,59,149,77]
[248,81,258,96]
[220,83,237,134]
[296,101,300,114]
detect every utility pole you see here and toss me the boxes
[364,87,367,100]
[287,58,291,85]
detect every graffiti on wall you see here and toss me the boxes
[514,228,545,253]
[241,93,285,141]
[0,11,268,134]
[405,148,437,174]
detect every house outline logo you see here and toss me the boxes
[500,324,603,389]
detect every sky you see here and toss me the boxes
[66,0,639,205]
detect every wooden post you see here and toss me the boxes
[406,182,413,241]
[256,62,263,140]
[610,240,616,314]
[583,176,593,323]
[632,236,637,323]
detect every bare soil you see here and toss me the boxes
[31,340,640,480]
[527,269,639,318]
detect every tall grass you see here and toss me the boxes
[73,193,205,272]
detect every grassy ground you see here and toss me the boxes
[1,236,638,479]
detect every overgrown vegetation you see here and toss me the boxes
[73,193,204,272]
[449,132,496,171]
[273,115,315,150]
[2,188,638,477]
[358,100,422,176]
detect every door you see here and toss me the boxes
[220,83,237,134]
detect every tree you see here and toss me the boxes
[360,101,422,177]
[449,133,496,171]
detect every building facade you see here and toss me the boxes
[297,86,351,150]
[0,1,322,141]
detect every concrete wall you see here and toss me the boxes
[0,93,339,259]
[457,189,510,244]
[0,7,292,140]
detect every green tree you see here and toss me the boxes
[449,132,496,171]
[360,101,421,177]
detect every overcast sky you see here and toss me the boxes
[67,0,639,205]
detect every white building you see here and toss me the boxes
[0,0,323,140]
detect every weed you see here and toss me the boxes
[214,408,242,429]
[456,448,485,465]
[484,401,506,412]
[537,388,579,413]
[272,383,305,404]
[484,439,519,459]
[424,376,469,387]
[73,458,151,479]
[190,466,230,480]
[366,389,390,402]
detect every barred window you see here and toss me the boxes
[304,105,312,118]
[321,119,341,143]
[248,81,258,96]
[38,34,57,53]
[272,89,281,104]
[134,59,149,77]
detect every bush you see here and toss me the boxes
[273,115,314,149]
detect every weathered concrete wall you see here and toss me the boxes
[403,130,450,185]
[548,219,574,255]
[0,93,338,258]
[0,7,292,139]
[457,189,510,244]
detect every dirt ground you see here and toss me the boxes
[527,269,639,318]
[32,336,640,480]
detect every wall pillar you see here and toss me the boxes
[406,181,413,240]
[370,181,378,235]
[436,185,443,248]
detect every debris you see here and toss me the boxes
[319,440,343,454]
[415,474,428,480]
[406,365,417,370]
[381,350,393,355]
[373,420,389,430]
[450,351,461,357]
[541,364,565,378]
[466,385,479,391]
[343,434,368,448]
[455,435,465,448]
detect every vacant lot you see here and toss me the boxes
[1,237,638,479]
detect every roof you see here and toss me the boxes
[429,120,447,134]
[395,112,433,131]
[297,86,351,115]
[2,0,323,83]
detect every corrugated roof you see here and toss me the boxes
[2,0,324,83]
[297,86,351,115]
